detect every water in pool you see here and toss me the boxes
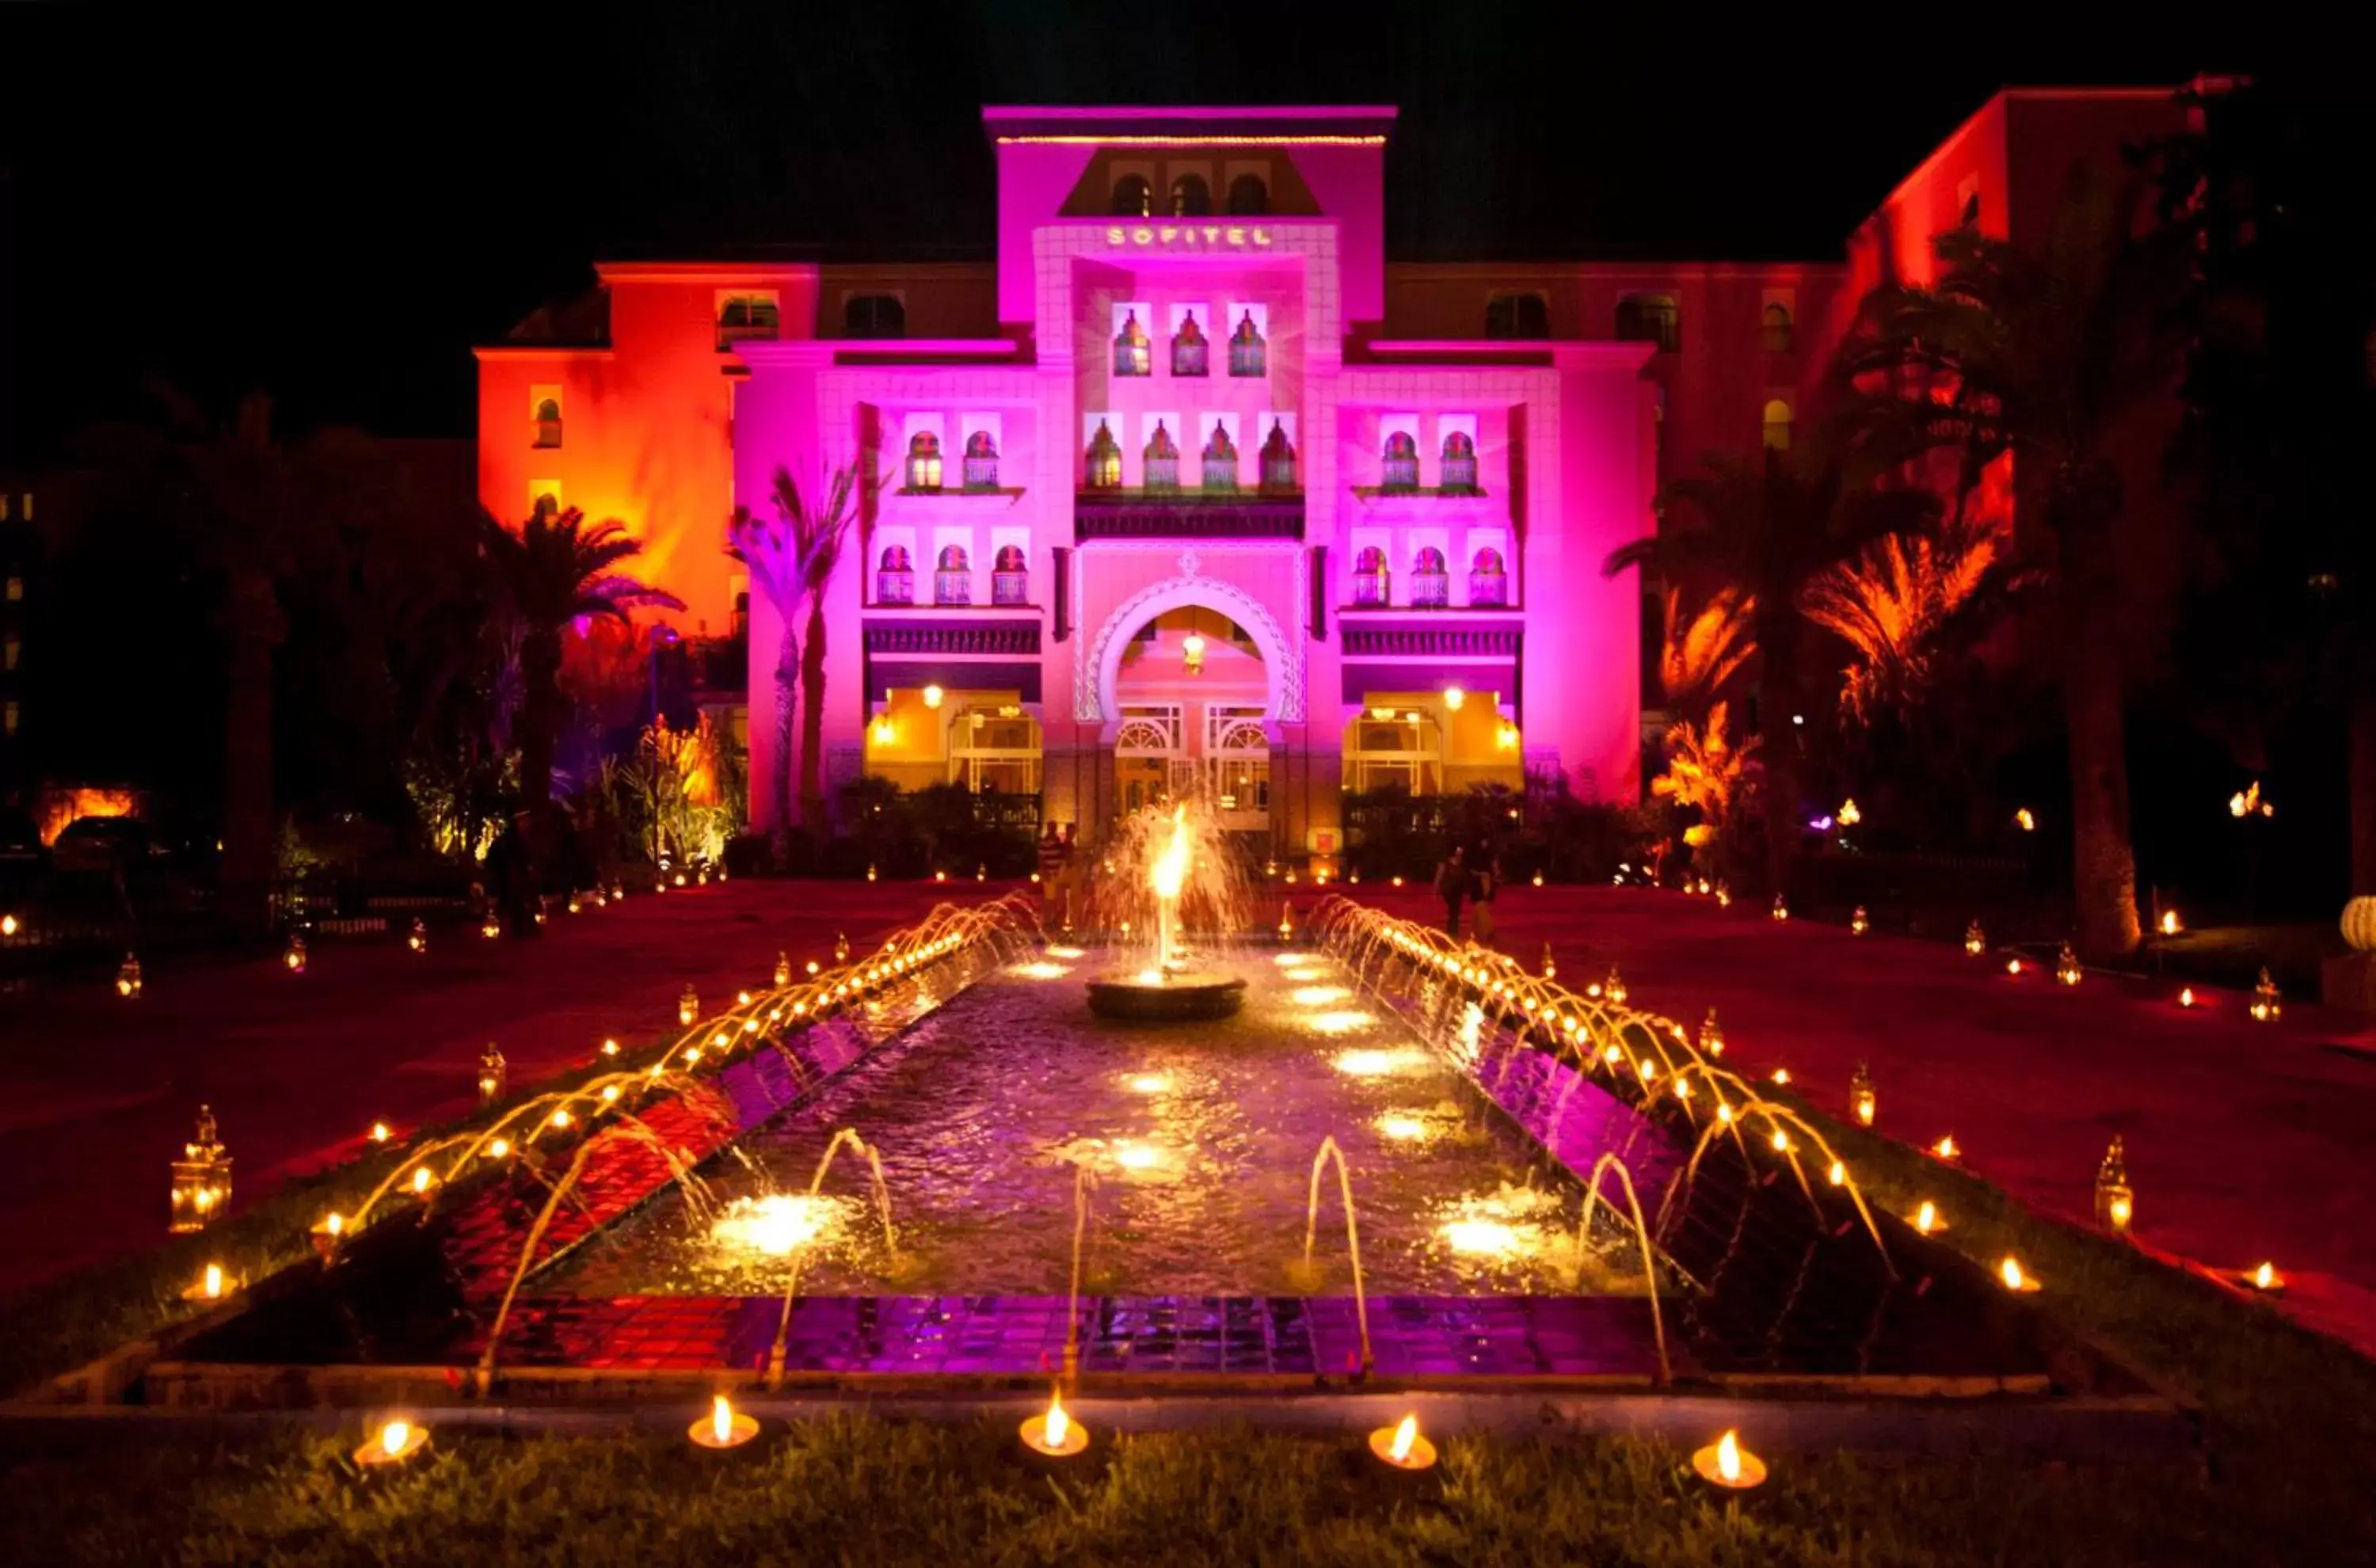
[546,946,1646,1300]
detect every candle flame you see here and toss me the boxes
[1716,1429,1742,1482]
[2255,1262,2278,1289]
[1915,1201,1938,1234]
[1044,1392,1070,1450]
[2160,909,2181,936]
[1389,1414,1418,1463]
[1933,1135,1959,1159]
[325,1212,345,1237]
[379,1419,411,1459]
[202,1262,223,1298]
[2179,987,2195,1007]
[2000,1256,2027,1290]
[711,1395,734,1444]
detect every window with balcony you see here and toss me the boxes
[716,293,780,348]
[1614,293,1680,352]
[1227,173,1268,215]
[1410,546,1449,607]
[1484,292,1550,339]
[904,431,943,493]
[1201,421,1239,493]
[935,543,973,605]
[1171,310,1209,376]
[1761,398,1792,451]
[1228,310,1266,378]
[1169,173,1211,216]
[1142,422,1181,493]
[1112,174,1153,216]
[962,430,1000,490]
[1113,310,1152,377]
[1380,432,1421,492]
[1763,302,1794,353]
[1084,420,1122,489]
[844,294,906,337]
[1352,545,1390,607]
[531,394,562,449]
[1440,430,1479,493]
[1469,546,1508,606]
[876,545,915,605]
[992,543,1029,605]
[1258,419,1297,494]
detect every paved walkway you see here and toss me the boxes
[1347,884,2376,1357]
[0,879,1014,1298]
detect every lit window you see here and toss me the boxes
[904,432,943,492]
[716,292,780,348]
[1411,546,1449,607]
[1227,173,1267,215]
[1380,432,1420,492]
[1142,421,1181,494]
[935,544,972,605]
[1169,173,1211,216]
[1440,430,1479,493]
[531,393,562,449]
[1111,174,1153,216]
[1258,419,1297,494]
[1228,310,1266,378]
[1171,310,1209,377]
[1470,546,1508,606]
[1615,295,1679,352]
[3,576,21,603]
[877,545,915,604]
[3,701,17,736]
[844,294,905,338]
[1113,310,1152,377]
[1084,421,1122,489]
[1761,398,1793,451]
[1762,303,1794,353]
[1485,293,1549,340]
[993,544,1028,605]
[2,634,17,670]
[1353,545,1389,607]
[1201,421,1239,492]
[962,430,1000,490]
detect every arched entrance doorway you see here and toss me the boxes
[1109,604,1271,832]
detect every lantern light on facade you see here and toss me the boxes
[922,683,945,710]
[1181,631,1206,673]
[1441,685,1464,711]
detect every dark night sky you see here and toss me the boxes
[0,2,2306,453]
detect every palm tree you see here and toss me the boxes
[1608,446,1939,894]
[1659,583,1756,722]
[481,505,682,840]
[728,463,860,859]
[1655,701,1760,868]
[1801,513,2024,728]
[1835,166,2188,956]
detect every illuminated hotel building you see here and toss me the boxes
[476,93,2182,857]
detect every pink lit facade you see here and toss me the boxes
[473,93,2179,857]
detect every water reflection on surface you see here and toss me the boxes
[549,949,1645,1299]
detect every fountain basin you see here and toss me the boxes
[1084,972,1246,1022]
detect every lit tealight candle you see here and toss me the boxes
[2248,1262,2285,1293]
[1999,1255,2042,1292]
[1912,1201,1944,1235]
[1369,1412,1438,1471]
[184,1262,229,1301]
[369,1122,391,1144]
[1932,1135,1960,1162]
[1020,1389,1087,1458]
[1769,1068,1792,1086]
[355,1418,428,1467]
[1691,1429,1766,1490]
[2178,988,2197,1008]
[690,1394,760,1449]
[2005,956,2023,976]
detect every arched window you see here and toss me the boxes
[935,543,972,605]
[1761,398,1792,451]
[1228,310,1267,378]
[532,397,562,449]
[1440,429,1478,493]
[904,431,943,493]
[876,544,915,605]
[1762,302,1794,353]
[1485,293,1550,340]
[1201,421,1239,492]
[1468,546,1507,606]
[1142,421,1181,493]
[1171,310,1209,377]
[843,294,904,338]
[962,430,1000,490]
[1614,294,1679,352]
[1353,544,1390,607]
[1411,545,1449,607]
[1113,310,1152,377]
[1227,173,1268,215]
[1110,174,1152,216]
[1380,431,1420,492]
[1084,420,1122,489]
[717,293,780,348]
[992,543,1029,605]
[1169,173,1211,216]
[1258,419,1297,494]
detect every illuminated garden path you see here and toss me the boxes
[0,880,1011,1298]
[1355,883,2376,1359]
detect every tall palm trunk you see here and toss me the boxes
[798,599,829,832]
[770,619,799,863]
[2054,465,2141,957]
[1757,607,1804,896]
[219,567,283,939]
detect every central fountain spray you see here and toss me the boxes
[1084,803,1247,1022]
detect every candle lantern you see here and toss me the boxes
[2251,968,2282,1022]
[835,932,851,965]
[478,1042,507,1106]
[406,917,427,953]
[611,881,625,901]
[1603,966,1628,1007]
[284,933,308,974]
[480,912,502,939]
[565,892,582,915]
[866,862,878,882]
[1714,881,1732,908]
[2093,1136,2134,1233]
[1851,1060,1875,1127]
[1964,919,1986,957]
[169,1105,232,1234]
[1770,894,1789,922]
[678,984,699,1027]
[1532,870,1544,888]
[1540,942,1556,980]
[116,951,143,999]
[773,951,792,988]
[976,862,987,882]
[1696,1007,1724,1059]
[1850,904,1870,935]
[1279,901,1294,941]
[2056,941,2082,987]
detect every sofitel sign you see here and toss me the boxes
[1106,225,1274,249]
